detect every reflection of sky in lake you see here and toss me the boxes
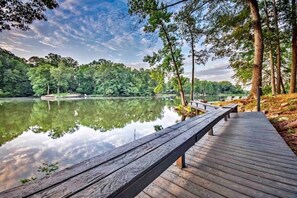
[0,106,180,192]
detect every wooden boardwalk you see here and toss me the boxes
[137,112,297,198]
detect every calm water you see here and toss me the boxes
[0,98,181,192]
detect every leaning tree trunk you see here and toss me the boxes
[281,76,287,94]
[161,24,187,106]
[248,0,263,98]
[264,0,276,95]
[290,0,297,93]
[190,33,195,101]
[272,0,282,94]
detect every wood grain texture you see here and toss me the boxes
[136,112,297,198]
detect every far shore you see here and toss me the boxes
[0,94,248,103]
[0,94,177,102]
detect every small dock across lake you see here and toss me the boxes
[1,104,296,198]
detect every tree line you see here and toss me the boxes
[0,49,156,97]
[162,78,245,95]
[0,48,242,97]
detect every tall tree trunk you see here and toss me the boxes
[47,83,50,95]
[57,85,60,95]
[281,76,287,94]
[161,24,187,106]
[248,0,263,98]
[272,0,282,94]
[264,0,276,95]
[269,51,276,94]
[190,33,195,101]
[290,0,297,93]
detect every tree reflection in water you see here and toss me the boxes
[0,98,181,192]
[0,98,177,145]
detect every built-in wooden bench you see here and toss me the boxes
[0,104,238,198]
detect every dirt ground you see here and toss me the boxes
[215,94,297,155]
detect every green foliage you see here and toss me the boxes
[1,50,157,97]
[76,65,96,94]
[162,78,244,95]
[20,177,37,184]
[0,48,33,96]
[0,49,243,98]
[50,66,73,94]
[37,162,59,175]
[0,0,58,31]
[20,161,59,184]
[154,125,163,131]
[28,63,54,96]
[91,60,155,97]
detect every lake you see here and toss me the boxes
[0,98,182,192]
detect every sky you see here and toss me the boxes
[0,0,234,82]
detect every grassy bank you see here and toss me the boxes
[215,94,297,155]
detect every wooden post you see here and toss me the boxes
[233,105,238,113]
[257,86,261,112]
[176,154,186,168]
[208,128,214,136]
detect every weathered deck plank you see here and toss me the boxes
[138,112,297,198]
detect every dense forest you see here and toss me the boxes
[0,48,243,97]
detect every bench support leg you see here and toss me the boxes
[176,154,186,168]
[228,113,230,118]
[224,115,228,121]
[208,128,214,136]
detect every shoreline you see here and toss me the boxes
[0,95,177,102]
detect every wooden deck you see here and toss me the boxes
[137,112,297,198]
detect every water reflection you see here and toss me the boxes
[0,98,177,143]
[0,98,180,192]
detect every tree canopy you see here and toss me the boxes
[0,49,242,98]
[0,0,58,31]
